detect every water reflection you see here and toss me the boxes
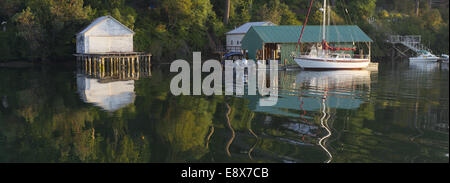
[225,103,235,157]
[248,70,372,117]
[0,61,447,163]
[294,70,371,163]
[295,70,371,90]
[319,98,332,163]
[241,70,374,163]
[76,74,136,112]
[76,61,151,112]
[409,61,441,72]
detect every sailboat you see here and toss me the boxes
[293,0,371,70]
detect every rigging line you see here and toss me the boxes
[336,0,356,48]
[340,0,352,24]
[296,0,316,53]
[340,0,358,47]
[339,0,354,45]
[225,103,235,158]
[332,9,342,48]
[327,2,341,45]
[329,2,343,50]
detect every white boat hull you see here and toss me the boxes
[294,57,370,70]
[409,57,439,62]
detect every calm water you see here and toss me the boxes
[0,61,448,163]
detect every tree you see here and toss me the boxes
[336,0,376,23]
[11,0,93,60]
[13,7,43,58]
[224,0,230,24]
[416,0,420,16]
[253,0,300,25]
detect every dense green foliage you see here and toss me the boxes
[0,0,448,62]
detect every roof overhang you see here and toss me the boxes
[76,15,135,36]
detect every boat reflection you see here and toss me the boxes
[245,70,373,162]
[295,70,372,90]
[319,98,333,163]
[409,61,441,72]
[409,61,449,72]
[247,70,372,117]
[441,62,449,71]
[298,70,372,163]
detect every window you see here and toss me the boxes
[231,40,233,45]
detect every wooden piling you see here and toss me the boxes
[75,52,151,80]
[101,57,105,78]
[131,57,135,77]
[88,57,92,76]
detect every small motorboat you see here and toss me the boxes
[223,52,244,61]
[409,50,440,62]
[439,54,449,63]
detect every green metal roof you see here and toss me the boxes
[242,25,372,49]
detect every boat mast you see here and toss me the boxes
[323,0,327,41]
[328,1,331,26]
[327,1,330,42]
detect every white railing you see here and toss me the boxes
[226,46,243,53]
[389,35,431,52]
[389,35,421,44]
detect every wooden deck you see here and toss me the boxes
[74,52,152,57]
[75,52,152,80]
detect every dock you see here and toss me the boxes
[367,62,379,72]
[74,52,152,80]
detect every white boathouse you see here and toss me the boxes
[225,22,275,53]
[75,16,151,79]
[76,15,134,53]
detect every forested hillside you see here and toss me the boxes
[0,0,448,62]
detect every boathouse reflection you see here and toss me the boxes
[77,74,136,112]
[76,58,151,112]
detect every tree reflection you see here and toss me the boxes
[0,62,448,163]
